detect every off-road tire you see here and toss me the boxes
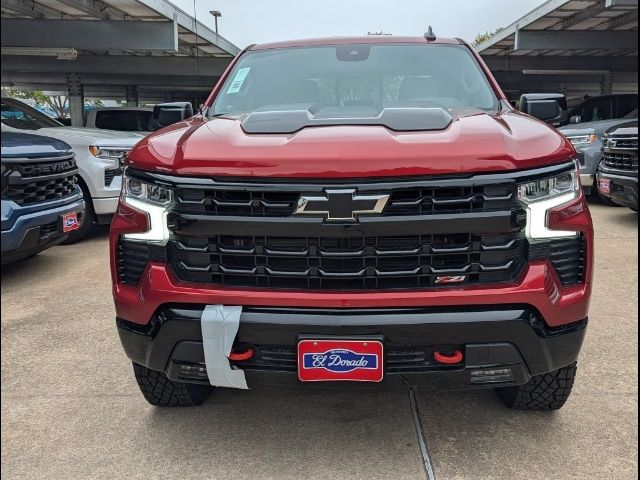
[495,362,577,411]
[133,363,214,407]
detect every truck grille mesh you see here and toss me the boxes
[6,176,77,205]
[2,154,78,205]
[167,232,527,290]
[119,235,586,290]
[174,183,515,217]
[602,135,638,173]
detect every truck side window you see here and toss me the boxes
[617,95,638,118]
[580,97,612,122]
[1,102,47,130]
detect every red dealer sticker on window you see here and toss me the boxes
[297,339,384,382]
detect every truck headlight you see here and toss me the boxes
[518,164,580,239]
[518,169,578,204]
[124,176,172,206]
[89,146,129,169]
[566,134,597,146]
[121,172,172,244]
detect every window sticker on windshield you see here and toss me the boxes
[227,67,251,94]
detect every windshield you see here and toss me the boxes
[624,108,638,119]
[1,99,62,130]
[212,44,499,116]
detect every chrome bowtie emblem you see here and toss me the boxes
[294,189,389,222]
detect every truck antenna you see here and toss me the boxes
[425,26,436,41]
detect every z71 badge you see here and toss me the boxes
[297,339,384,382]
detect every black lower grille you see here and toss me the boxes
[168,232,527,290]
[529,236,586,286]
[239,345,462,373]
[117,240,167,285]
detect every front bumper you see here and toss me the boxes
[580,173,595,187]
[1,192,85,264]
[117,305,587,390]
[92,196,119,217]
[596,170,638,209]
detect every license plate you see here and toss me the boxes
[61,212,80,233]
[599,178,611,194]
[297,339,384,382]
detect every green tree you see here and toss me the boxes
[1,88,105,118]
[472,28,503,47]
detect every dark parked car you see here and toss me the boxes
[1,132,85,264]
[566,94,637,126]
[559,108,638,200]
[596,121,638,212]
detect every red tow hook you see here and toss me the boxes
[228,347,254,362]
[433,349,464,365]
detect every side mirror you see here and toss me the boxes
[570,115,582,124]
[519,93,568,125]
[152,102,194,128]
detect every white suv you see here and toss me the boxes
[1,97,143,241]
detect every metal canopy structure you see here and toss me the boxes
[1,0,240,124]
[476,0,638,102]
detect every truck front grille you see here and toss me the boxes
[167,232,527,290]
[602,135,638,173]
[174,183,515,217]
[2,154,78,205]
[117,165,589,291]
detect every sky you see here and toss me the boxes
[170,0,546,49]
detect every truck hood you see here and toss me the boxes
[128,110,574,178]
[559,118,633,138]
[34,126,144,147]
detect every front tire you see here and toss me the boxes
[495,363,577,411]
[133,363,214,407]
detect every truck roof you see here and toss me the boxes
[250,36,463,51]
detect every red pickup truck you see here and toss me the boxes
[110,35,593,410]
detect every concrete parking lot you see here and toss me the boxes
[1,201,637,480]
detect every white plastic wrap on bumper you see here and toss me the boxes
[201,305,248,389]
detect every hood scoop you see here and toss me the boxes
[240,106,453,134]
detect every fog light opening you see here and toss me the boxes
[470,368,515,385]
[177,363,208,380]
